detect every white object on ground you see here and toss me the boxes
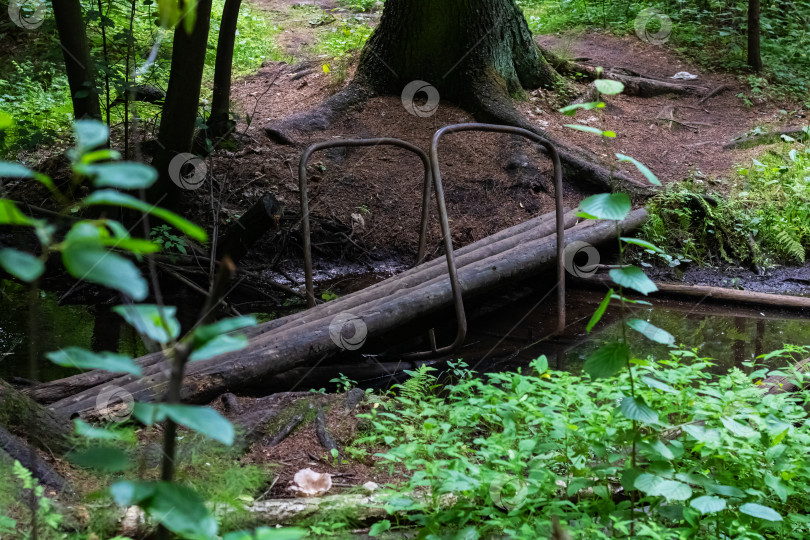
[671,71,698,80]
[288,468,333,497]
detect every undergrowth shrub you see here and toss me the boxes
[356,350,810,538]
[642,138,810,268]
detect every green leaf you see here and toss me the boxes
[193,316,257,344]
[132,402,165,426]
[80,162,158,189]
[620,237,663,252]
[0,111,12,130]
[0,162,35,178]
[110,480,156,505]
[190,334,249,362]
[684,425,721,445]
[0,248,43,282]
[46,347,141,376]
[113,305,180,343]
[558,102,605,115]
[150,482,218,539]
[74,120,109,153]
[586,289,613,332]
[80,149,121,164]
[67,446,129,472]
[739,503,783,522]
[706,484,744,498]
[0,200,37,226]
[641,376,677,393]
[584,341,629,379]
[83,190,207,242]
[634,474,691,501]
[616,153,661,186]
[564,124,616,137]
[225,528,308,540]
[594,79,625,95]
[721,416,757,438]
[579,193,631,220]
[620,396,659,424]
[160,404,234,445]
[74,419,123,440]
[689,495,727,514]
[61,241,147,301]
[369,520,391,536]
[627,318,675,346]
[610,266,658,295]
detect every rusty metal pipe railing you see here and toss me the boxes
[402,123,566,359]
[299,138,440,308]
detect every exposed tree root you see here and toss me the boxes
[263,82,374,145]
[465,78,653,197]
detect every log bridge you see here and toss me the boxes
[26,125,649,417]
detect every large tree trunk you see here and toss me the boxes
[265,0,652,196]
[52,0,101,120]
[355,0,559,99]
[150,0,214,207]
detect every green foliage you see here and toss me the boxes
[357,351,810,538]
[392,365,438,401]
[642,141,810,267]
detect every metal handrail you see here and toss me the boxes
[299,138,449,307]
[402,123,566,359]
[298,125,565,361]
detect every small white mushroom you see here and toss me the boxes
[287,468,332,497]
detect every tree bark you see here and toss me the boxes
[209,0,243,138]
[354,0,559,99]
[52,0,101,120]
[150,0,214,207]
[747,0,763,72]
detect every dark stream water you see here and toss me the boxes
[2,276,809,386]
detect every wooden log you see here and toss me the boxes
[0,426,69,491]
[760,357,810,395]
[48,210,647,417]
[1,379,71,455]
[28,208,574,404]
[577,276,810,311]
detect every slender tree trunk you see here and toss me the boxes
[209,0,243,138]
[52,0,101,120]
[355,0,559,100]
[150,0,214,207]
[747,0,763,72]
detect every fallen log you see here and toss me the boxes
[760,357,810,395]
[28,208,574,404]
[576,276,810,311]
[723,126,808,150]
[1,379,72,455]
[48,209,647,418]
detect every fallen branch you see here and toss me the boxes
[577,276,810,310]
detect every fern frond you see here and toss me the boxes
[776,228,805,262]
[397,366,438,400]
